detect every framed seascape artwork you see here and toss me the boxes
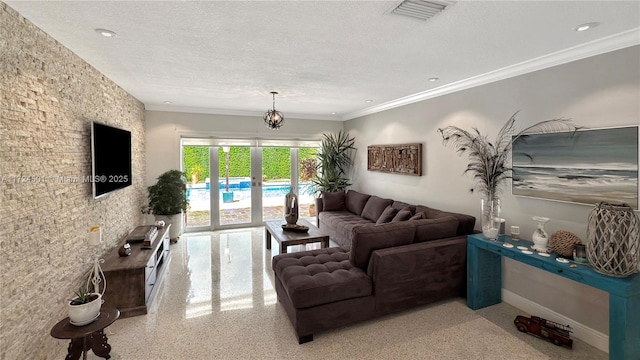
[512,126,639,210]
[367,143,422,176]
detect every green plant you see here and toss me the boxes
[311,130,356,195]
[70,286,98,305]
[145,170,189,215]
[299,158,317,182]
[190,164,203,182]
[438,111,578,201]
[183,146,210,180]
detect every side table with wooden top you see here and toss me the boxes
[50,307,120,360]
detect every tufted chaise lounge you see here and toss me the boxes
[272,221,469,343]
[272,246,374,343]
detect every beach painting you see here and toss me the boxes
[512,126,638,209]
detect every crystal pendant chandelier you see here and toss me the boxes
[263,91,285,130]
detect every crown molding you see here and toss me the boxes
[342,28,640,121]
[144,104,340,121]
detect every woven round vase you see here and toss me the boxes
[550,230,582,258]
[586,202,640,278]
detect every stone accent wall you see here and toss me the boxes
[0,3,146,359]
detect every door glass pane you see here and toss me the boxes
[298,147,318,219]
[262,147,291,221]
[219,146,251,226]
[184,146,210,228]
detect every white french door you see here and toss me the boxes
[182,138,318,232]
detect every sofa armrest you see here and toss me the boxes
[315,197,324,227]
[367,235,467,316]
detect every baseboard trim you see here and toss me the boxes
[502,289,609,354]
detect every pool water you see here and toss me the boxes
[187,184,314,203]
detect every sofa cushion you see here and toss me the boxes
[409,211,426,220]
[350,222,415,269]
[345,190,371,216]
[319,211,374,246]
[375,206,397,225]
[322,191,346,211]
[361,196,394,222]
[415,205,448,219]
[415,205,476,236]
[272,247,372,309]
[391,209,412,222]
[413,216,459,243]
[391,201,416,214]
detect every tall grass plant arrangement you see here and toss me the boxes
[438,112,578,238]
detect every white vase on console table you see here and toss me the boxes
[531,216,550,252]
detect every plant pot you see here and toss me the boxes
[155,213,183,240]
[68,293,102,326]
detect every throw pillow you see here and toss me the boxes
[409,211,426,220]
[391,209,412,222]
[376,205,397,225]
[345,190,371,215]
[322,191,346,211]
[361,196,394,222]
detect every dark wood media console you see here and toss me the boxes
[101,224,171,318]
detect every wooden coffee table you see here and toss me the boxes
[265,218,330,254]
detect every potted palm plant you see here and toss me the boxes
[311,130,356,206]
[145,169,189,240]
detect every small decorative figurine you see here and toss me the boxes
[118,243,131,257]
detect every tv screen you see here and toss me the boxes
[91,122,132,198]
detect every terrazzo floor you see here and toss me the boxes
[72,227,607,360]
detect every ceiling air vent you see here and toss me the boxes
[391,0,451,21]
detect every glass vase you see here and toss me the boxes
[481,198,501,240]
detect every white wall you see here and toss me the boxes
[145,111,344,184]
[344,46,640,338]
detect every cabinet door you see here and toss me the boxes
[144,256,157,303]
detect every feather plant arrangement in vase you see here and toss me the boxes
[438,111,579,239]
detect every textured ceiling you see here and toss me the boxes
[6,1,640,120]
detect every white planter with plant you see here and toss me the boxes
[68,287,102,326]
[144,170,189,240]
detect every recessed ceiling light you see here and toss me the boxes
[365,100,373,103]
[573,22,599,32]
[95,28,117,37]
[163,101,172,104]
[331,112,337,115]
[428,77,439,82]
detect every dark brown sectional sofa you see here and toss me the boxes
[272,189,476,343]
[316,189,476,247]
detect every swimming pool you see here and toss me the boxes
[187,183,314,203]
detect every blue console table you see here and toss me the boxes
[467,234,640,359]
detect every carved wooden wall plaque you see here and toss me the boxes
[367,143,422,176]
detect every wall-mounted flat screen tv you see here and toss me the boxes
[91,122,132,198]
